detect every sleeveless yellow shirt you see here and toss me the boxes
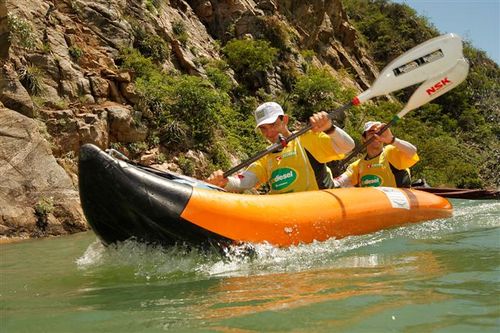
[344,145,419,187]
[246,131,345,194]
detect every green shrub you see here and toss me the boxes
[172,20,188,44]
[255,16,292,51]
[208,141,232,173]
[135,73,171,114]
[156,152,167,164]
[34,197,54,217]
[145,0,165,14]
[178,154,195,176]
[223,38,278,81]
[68,46,83,61]
[119,48,158,78]
[34,197,54,230]
[121,50,233,152]
[412,135,482,187]
[132,26,169,63]
[127,141,149,156]
[205,60,233,92]
[386,116,483,188]
[280,62,301,91]
[291,66,351,122]
[343,0,438,67]
[159,119,190,149]
[53,99,69,110]
[7,13,36,50]
[166,75,227,145]
[18,64,44,95]
[69,0,82,14]
[42,41,51,53]
[220,97,268,160]
[300,49,315,72]
[301,49,315,63]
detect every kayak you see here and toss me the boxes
[78,144,453,248]
[412,186,499,200]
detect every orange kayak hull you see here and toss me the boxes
[79,144,452,248]
[181,187,452,246]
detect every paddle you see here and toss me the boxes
[411,186,500,200]
[223,33,464,177]
[334,57,470,173]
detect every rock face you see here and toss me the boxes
[191,0,378,88]
[0,0,379,238]
[1,0,375,109]
[0,62,35,117]
[0,107,88,238]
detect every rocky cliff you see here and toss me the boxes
[0,0,378,239]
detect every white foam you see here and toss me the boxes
[74,201,499,279]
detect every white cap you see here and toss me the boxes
[254,102,284,128]
[363,121,382,134]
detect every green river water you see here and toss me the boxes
[1,199,499,332]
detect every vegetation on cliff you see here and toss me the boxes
[5,0,498,189]
[119,0,498,188]
[344,0,499,188]
[6,0,499,238]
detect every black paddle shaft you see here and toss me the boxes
[334,117,399,175]
[223,100,355,178]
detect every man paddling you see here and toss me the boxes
[333,121,419,188]
[207,102,355,194]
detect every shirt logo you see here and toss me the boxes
[270,168,297,191]
[367,163,383,169]
[360,175,382,187]
[281,151,297,158]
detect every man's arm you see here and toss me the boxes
[333,161,358,188]
[309,111,355,155]
[206,169,259,193]
[372,123,417,157]
[224,170,260,192]
[333,172,354,188]
[325,125,355,155]
[391,138,417,157]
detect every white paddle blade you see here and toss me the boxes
[398,58,469,117]
[357,33,464,103]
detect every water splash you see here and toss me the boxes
[75,200,499,280]
[75,234,386,281]
[76,239,209,280]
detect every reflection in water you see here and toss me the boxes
[73,236,449,330]
[68,201,499,332]
[188,251,446,325]
[1,200,498,333]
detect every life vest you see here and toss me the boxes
[247,131,346,194]
[345,145,419,188]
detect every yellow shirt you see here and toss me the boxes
[344,145,419,187]
[246,131,346,194]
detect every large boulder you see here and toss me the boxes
[0,107,88,238]
[106,103,148,143]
